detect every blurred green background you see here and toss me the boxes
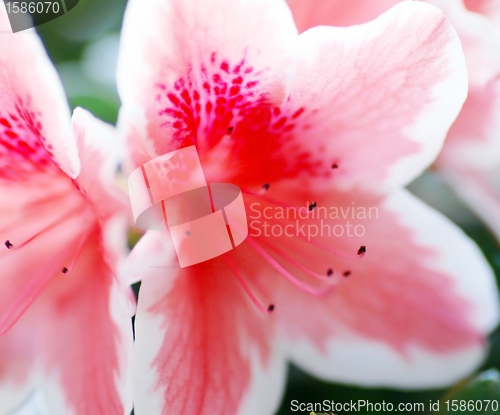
[27,0,500,413]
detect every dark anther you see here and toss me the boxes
[309,202,317,211]
[357,246,366,255]
[262,183,270,191]
[186,231,191,237]
[227,126,234,135]
[268,304,275,312]
[331,163,338,169]
[327,268,333,277]
[62,267,68,274]
[343,270,351,277]
[5,240,13,249]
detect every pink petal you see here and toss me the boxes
[36,229,132,415]
[464,0,500,25]
[72,108,131,261]
[287,0,500,87]
[117,0,297,167]
[0,9,79,179]
[291,2,467,194]
[432,2,500,172]
[0,179,89,335]
[131,238,286,415]
[121,230,176,286]
[437,80,500,170]
[240,189,497,387]
[72,108,129,220]
[0,313,38,415]
[286,0,398,32]
[0,109,132,335]
[440,168,500,243]
[72,108,135,293]
[205,2,467,194]
[430,0,500,86]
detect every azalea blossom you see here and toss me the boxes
[287,0,500,241]
[117,0,499,414]
[0,11,132,415]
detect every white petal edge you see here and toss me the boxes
[380,3,468,193]
[429,0,500,87]
[282,188,498,388]
[283,335,485,389]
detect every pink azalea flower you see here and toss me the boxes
[117,0,499,414]
[287,0,500,241]
[0,12,133,415]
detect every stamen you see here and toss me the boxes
[262,183,270,191]
[246,237,335,298]
[309,202,317,211]
[227,126,234,135]
[0,246,73,336]
[255,236,340,283]
[0,189,77,237]
[5,210,77,251]
[331,163,338,169]
[357,245,366,256]
[241,189,311,216]
[61,226,94,274]
[298,236,366,261]
[224,255,274,315]
[343,270,351,277]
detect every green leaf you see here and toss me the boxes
[437,370,500,414]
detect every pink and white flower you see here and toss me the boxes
[287,0,500,242]
[0,11,132,415]
[117,0,499,414]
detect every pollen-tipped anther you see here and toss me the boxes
[343,270,351,277]
[62,267,68,274]
[5,240,13,249]
[357,246,366,256]
[309,202,317,211]
[327,268,333,277]
[225,255,274,315]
